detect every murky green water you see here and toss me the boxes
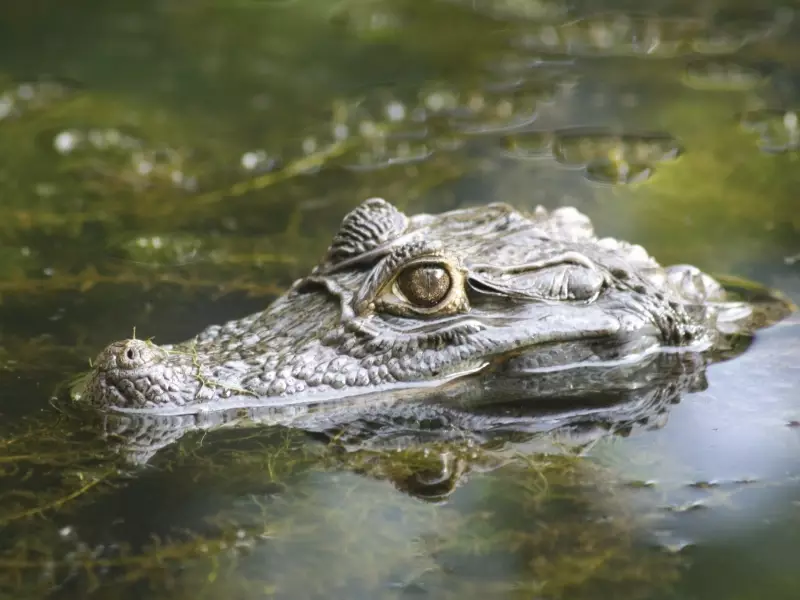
[1,0,799,598]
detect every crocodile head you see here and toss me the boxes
[77,197,757,415]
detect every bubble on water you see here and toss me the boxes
[121,234,206,267]
[332,122,350,141]
[240,149,280,174]
[54,130,82,154]
[241,151,261,171]
[135,159,154,176]
[357,120,380,139]
[58,526,75,539]
[301,136,318,155]
[424,92,450,113]
[384,100,406,122]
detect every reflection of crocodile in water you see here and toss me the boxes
[99,350,711,472]
[74,197,793,421]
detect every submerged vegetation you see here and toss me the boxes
[0,412,690,599]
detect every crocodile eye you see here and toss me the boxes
[354,244,469,317]
[395,264,452,308]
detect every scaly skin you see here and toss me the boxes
[78,197,760,415]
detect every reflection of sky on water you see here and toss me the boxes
[599,314,800,545]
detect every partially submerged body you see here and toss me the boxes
[75,198,794,418]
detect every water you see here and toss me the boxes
[0,0,799,597]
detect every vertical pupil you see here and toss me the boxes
[397,265,452,307]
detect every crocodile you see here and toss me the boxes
[75,197,791,419]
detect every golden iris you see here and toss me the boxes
[396,264,452,308]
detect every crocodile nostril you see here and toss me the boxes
[119,343,142,368]
[112,339,158,370]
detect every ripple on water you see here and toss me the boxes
[552,128,684,166]
[412,80,544,135]
[306,77,569,170]
[439,79,550,134]
[510,7,793,59]
[15,3,788,195]
[499,127,683,184]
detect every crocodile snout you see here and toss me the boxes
[92,339,165,372]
